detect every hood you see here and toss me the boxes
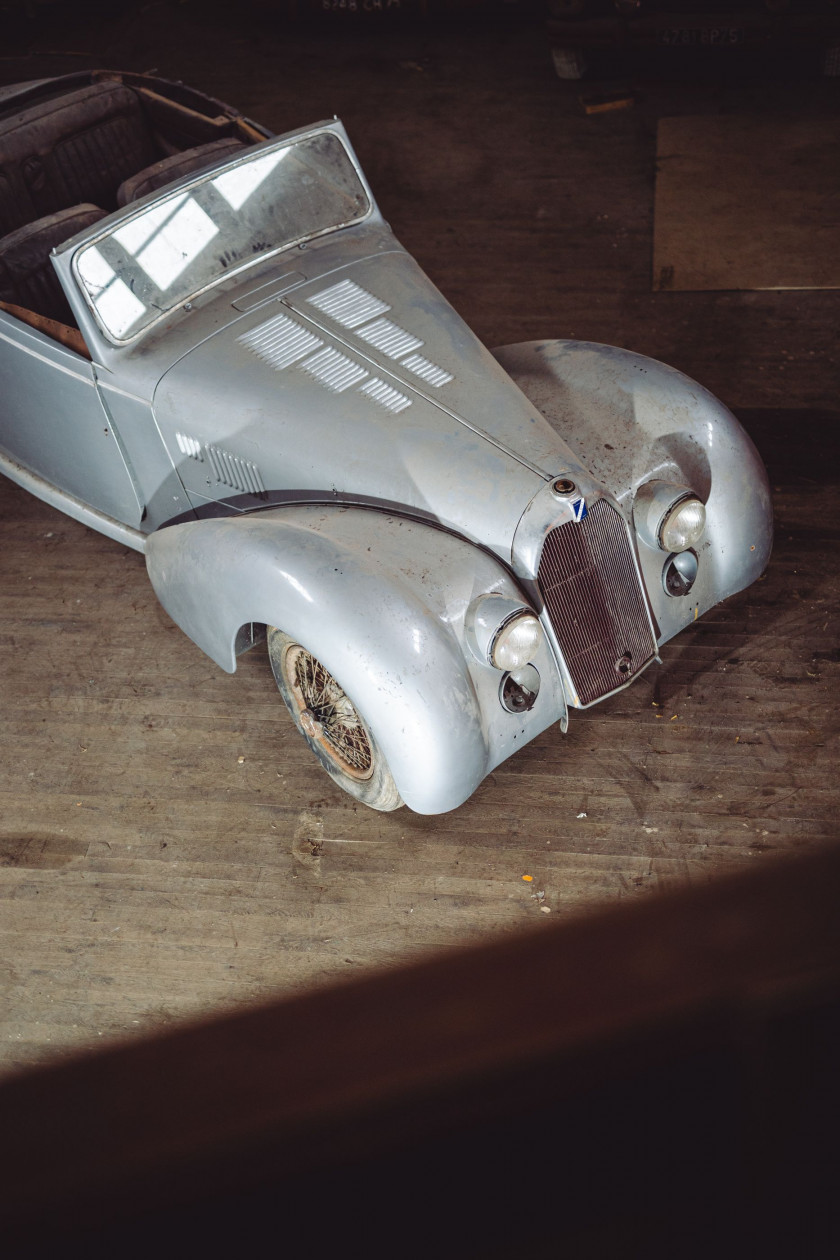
[153,250,586,560]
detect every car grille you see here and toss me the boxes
[537,499,657,707]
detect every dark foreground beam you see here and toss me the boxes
[2,844,839,1255]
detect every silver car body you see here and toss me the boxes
[0,96,772,813]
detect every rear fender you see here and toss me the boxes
[145,505,565,814]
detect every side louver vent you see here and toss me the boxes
[176,432,203,460]
[205,444,266,497]
[175,431,266,497]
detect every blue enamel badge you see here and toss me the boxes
[571,497,588,522]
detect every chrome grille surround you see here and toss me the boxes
[537,498,657,707]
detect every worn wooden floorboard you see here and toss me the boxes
[1,16,839,1076]
[653,113,840,291]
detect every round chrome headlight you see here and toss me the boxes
[633,481,706,552]
[490,612,543,671]
[467,596,543,671]
[660,497,706,552]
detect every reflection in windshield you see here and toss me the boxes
[135,199,219,290]
[212,148,287,211]
[76,246,146,339]
[75,132,369,341]
[112,193,187,255]
[109,191,219,293]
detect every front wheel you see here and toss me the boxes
[267,628,403,812]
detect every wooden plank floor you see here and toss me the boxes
[1,12,838,1076]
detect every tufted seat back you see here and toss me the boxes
[116,137,247,206]
[0,81,158,237]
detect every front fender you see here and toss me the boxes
[145,505,565,814]
[494,340,773,647]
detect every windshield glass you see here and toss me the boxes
[74,130,370,342]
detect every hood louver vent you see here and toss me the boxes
[401,353,453,387]
[237,312,322,371]
[301,346,369,393]
[237,279,454,416]
[307,278,389,328]
[355,317,423,359]
[297,279,454,390]
[360,378,412,414]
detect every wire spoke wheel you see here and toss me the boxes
[267,627,403,811]
[286,644,373,781]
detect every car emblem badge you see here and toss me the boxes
[571,497,588,522]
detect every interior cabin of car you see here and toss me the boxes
[0,71,263,356]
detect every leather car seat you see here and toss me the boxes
[0,203,106,326]
[0,81,157,236]
[116,137,247,206]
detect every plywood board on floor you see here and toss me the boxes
[653,114,840,292]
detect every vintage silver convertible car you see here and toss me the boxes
[0,71,772,813]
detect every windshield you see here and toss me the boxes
[74,130,370,342]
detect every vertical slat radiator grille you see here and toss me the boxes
[537,499,656,706]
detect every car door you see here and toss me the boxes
[0,311,143,527]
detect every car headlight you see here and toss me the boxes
[467,596,543,671]
[490,611,543,671]
[663,549,699,597]
[660,497,706,553]
[633,481,706,552]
